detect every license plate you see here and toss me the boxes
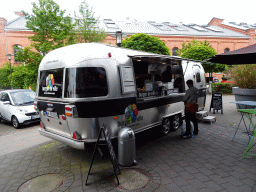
[46,111,58,119]
[31,115,40,119]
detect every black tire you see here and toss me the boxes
[12,116,20,129]
[170,115,180,132]
[162,118,171,135]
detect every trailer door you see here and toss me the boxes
[193,65,206,111]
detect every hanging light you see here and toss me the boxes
[116,30,123,47]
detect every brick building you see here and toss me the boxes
[1,13,255,81]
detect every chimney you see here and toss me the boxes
[0,18,7,30]
[14,11,25,17]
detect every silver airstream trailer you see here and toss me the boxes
[35,43,206,150]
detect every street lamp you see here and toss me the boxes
[7,54,13,89]
[116,31,123,47]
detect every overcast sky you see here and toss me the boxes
[1,0,255,26]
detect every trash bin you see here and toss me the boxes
[118,128,136,166]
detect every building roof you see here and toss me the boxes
[4,16,28,31]
[222,21,256,30]
[98,19,249,38]
[4,16,249,38]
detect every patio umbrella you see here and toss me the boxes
[207,43,256,65]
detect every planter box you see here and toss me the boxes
[232,87,256,109]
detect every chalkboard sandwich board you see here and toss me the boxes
[86,123,120,185]
[210,92,223,114]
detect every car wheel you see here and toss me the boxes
[12,116,20,129]
[162,118,171,135]
[170,115,180,132]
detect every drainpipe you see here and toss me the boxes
[4,29,8,62]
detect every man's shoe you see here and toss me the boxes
[180,134,190,139]
[193,132,198,135]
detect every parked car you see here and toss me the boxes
[0,89,40,128]
[213,77,219,83]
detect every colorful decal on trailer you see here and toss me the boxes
[125,104,139,123]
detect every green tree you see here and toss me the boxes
[177,38,212,56]
[178,38,225,73]
[74,0,106,43]
[15,46,44,87]
[23,0,75,55]
[15,0,76,88]
[121,33,170,55]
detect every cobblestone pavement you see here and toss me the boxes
[0,94,255,192]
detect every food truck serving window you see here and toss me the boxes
[39,68,63,98]
[64,67,108,98]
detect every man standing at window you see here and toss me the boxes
[161,66,172,82]
[181,80,199,138]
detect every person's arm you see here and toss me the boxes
[183,89,190,103]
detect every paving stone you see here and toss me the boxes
[238,185,253,192]
[184,166,200,174]
[164,170,179,178]
[208,175,228,184]
[170,165,185,172]
[193,173,211,182]
[203,181,223,191]
[172,176,190,187]
[189,161,203,169]
[240,178,255,186]
[179,171,195,180]
[220,182,242,192]
[2,170,14,178]
[212,169,231,177]
[165,183,183,192]
[161,176,173,184]
[181,185,200,192]
[224,176,244,186]
[202,163,216,170]
[198,167,215,176]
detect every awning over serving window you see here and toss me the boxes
[207,43,256,65]
[128,55,184,65]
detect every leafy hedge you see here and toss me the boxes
[0,63,37,91]
[211,83,235,94]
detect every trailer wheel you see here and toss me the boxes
[162,118,171,135]
[170,115,180,132]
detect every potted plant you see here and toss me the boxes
[231,64,256,109]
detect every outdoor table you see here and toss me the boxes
[230,101,256,142]
[236,109,256,158]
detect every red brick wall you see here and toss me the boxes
[0,29,33,67]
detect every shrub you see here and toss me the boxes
[0,63,12,89]
[231,64,256,89]
[211,83,235,94]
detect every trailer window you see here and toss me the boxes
[196,72,201,83]
[38,68,63,98]
[64,67,108,98]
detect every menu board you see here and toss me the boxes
[120,66,136,94]
[86,123,120,185]
[210,92,223,114]
[102,124,119,173]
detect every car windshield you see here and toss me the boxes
[10,91,36,105]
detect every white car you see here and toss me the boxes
[0,89,40,128]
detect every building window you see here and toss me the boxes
[13,45,23,62]
[224,48,230,53]
[172,47,178,56]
